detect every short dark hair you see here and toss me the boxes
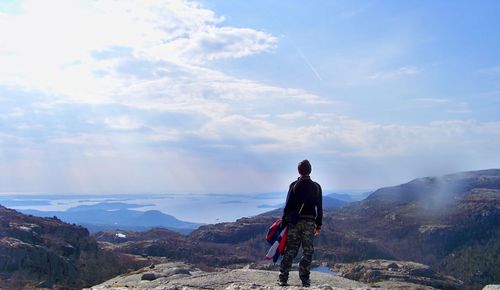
[298,160,312,175]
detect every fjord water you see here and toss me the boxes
[1,192,287,224]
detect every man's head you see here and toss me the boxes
[298,159,312,176]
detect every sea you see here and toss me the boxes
[0,192,287,224]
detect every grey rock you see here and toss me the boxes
[87,262,368,290]
[160,267,192,277]
[141,272,156,281]
[385,262,399,270]
[334,260,462,289]
[363,269,383,282]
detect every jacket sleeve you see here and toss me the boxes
[315,183,323,227]
[282,182,295,220]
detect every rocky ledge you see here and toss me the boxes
[87,261,480,290]
[334,260,463,289]
[86,262,367,290]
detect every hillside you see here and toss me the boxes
[0,205,149,289]
[330,169,499,288]
[94,227,253,269]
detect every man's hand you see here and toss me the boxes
[314,226,321,236]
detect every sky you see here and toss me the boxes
[0,0,499,195]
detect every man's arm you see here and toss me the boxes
[315,183,323,228]
[282,182,295,221]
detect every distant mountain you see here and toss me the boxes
[21,202,202,234]
[327,191,372,202]
[323,196,349,209]
[0,205,147,289]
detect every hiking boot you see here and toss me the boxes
[277,279,288,286]
[302,279,311,287]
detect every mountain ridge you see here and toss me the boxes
[20,202,203,234]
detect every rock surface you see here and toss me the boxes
[334,260,462,289]
[87,262,369,290]
[87,262,460,290]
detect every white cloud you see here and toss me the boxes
[415,98,449,104]
[0,0,277,103]
[0,132,27,145]
[196,112,500,161]
[104,116,142,130]
[276,111,307,120]
[2,108,25,118]
[368,66,419,80]
[0,0,325,126]
[414,98,471,114]
[199,114,280,141]
[446,102,471,114]
[169,27,277,64]
[50,133,111,146]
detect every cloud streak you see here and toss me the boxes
[367,66,419,80]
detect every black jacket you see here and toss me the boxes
[282,176,323,227]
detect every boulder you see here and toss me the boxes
[141,273,156,281]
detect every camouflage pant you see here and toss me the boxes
[279,219,316,282]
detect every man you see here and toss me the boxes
[279,159,323,287]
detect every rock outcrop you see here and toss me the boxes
[88,261,473,290]
[189,216,271,244]
[86,262,369,290]
[334,259,463,289]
